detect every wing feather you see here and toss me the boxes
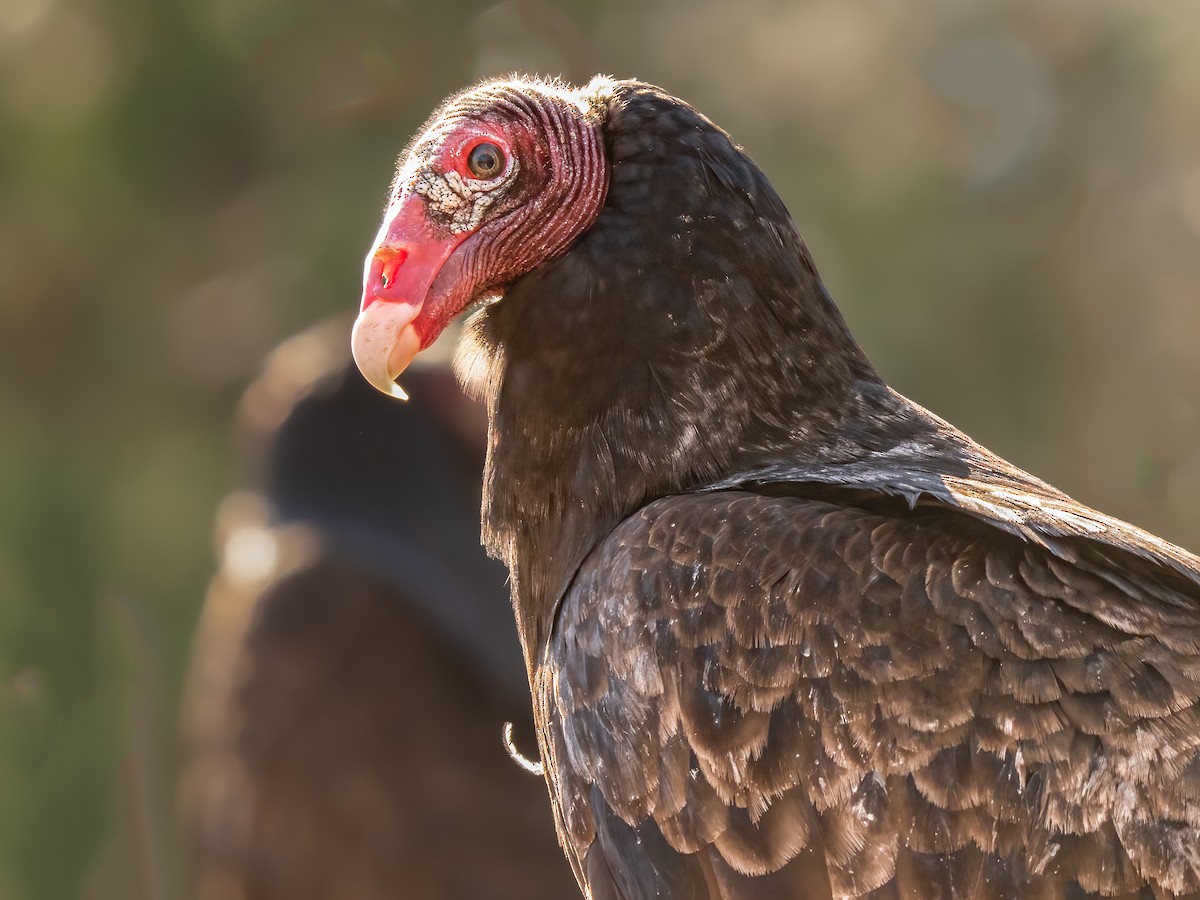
[541,490,1200,897]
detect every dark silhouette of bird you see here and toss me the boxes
[182,321,575,900]
[350,77,1200,898]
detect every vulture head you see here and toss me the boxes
[352,78,612,398]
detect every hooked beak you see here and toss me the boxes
[351,196,467,399]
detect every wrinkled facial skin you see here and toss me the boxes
[351,78,612,400]
[408,138,522,235]
[393,101,535,239]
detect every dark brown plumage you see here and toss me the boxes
[351,77,1200,898]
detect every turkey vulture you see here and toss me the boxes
[350,77,1200,898]
[182,323,574,899]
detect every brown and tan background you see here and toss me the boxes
[1,1,1198,897]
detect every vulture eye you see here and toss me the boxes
[467,142,505,179]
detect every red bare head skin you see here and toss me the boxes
[351,77,612,399]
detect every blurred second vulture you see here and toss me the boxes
[182,320,575,899]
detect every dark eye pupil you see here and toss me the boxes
[468,142,503,178]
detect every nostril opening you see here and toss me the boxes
[377,248,409,289]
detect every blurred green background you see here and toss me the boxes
[1,0,1198,897]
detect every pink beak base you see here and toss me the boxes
[351,198,468,400]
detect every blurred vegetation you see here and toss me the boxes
[0,0,1197,897]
